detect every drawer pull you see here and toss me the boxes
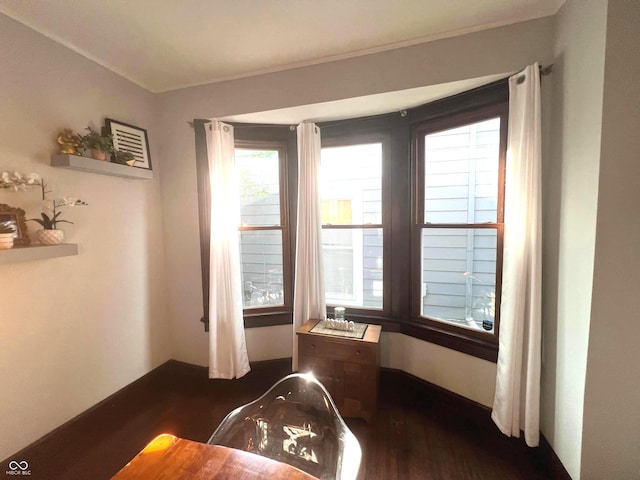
[311,344,315,350]
[356,350,360,356]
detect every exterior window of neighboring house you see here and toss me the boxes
[412,102,507,344]
[235,141,292,318]
[320,141,384,311]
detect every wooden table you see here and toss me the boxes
[111,434,318,480]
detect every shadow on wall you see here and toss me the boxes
[540,51,565,444]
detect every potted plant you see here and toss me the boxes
[28,178,88,245]
[112,150,137,166]
[79,126,114,161]
[0,223,15,249]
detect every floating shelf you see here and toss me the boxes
[51,154,152,180]
[0,244,79,265]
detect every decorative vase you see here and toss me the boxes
[38,229,64,245]
[0,232,14,249]
[91,149,107,161]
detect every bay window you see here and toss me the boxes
[195,79,509,361]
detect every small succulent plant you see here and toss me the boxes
[112,150,136,165]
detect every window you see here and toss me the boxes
[320,139,385,311]
[235,140,292,320]
[412,103,507,344]
[194,80,509,361]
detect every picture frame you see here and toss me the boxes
[0,204,30,246]
[105,118,152,170]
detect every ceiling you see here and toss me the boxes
[0,0,562,94]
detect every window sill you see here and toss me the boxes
[321,310,498,363]
[243,311,292,328]
[398,320,498,363]
[340,313,498,363]
[237,309,497,362]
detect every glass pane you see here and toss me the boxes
[322,228,383,310]
[235,148,281,227]
[421,228,496,333]
[423,118,500,224]
[320,143,382,225]
[239,230,284,308]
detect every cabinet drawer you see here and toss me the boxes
[298,335,375,364]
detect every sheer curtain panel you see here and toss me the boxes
[293,123,326,370]
[205,121,251,379]
[491,63,542,446]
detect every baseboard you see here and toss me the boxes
[2,357,293,464]
[380,367,573,480]
[539,435,573,480]
[161,357,293,378]
[380,366,492,415]
[2,359,184,464]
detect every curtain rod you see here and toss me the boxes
[189,64,553,129]
[188,120,295,129]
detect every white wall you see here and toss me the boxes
[382,332,496,406]
[0,15,172,460]
[540,1,607,478]
[581,1,640,478]
[157,17,554,403]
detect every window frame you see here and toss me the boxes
[319,130,392,321]
[233,125,298,328]
[235,139,293,326]
[410,98,508,358]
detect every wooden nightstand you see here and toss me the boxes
[296,319,382,422]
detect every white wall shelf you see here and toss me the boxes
[0,244,79,265]
[51,154,152,180]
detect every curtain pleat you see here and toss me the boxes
[205,121,251,379]
[292,123,326,371]
[194,120,212,331]
[491,63,542,447]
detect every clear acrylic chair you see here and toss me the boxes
[207,373,361,480]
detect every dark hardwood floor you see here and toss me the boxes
[2,359,562,480]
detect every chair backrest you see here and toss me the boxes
[208,373,361,480]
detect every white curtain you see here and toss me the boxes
[491,63,542,447]
[293,123,326,371]
[205,120,251,379]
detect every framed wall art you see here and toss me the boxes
[0,204,30,246]
[105,118,152,170]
